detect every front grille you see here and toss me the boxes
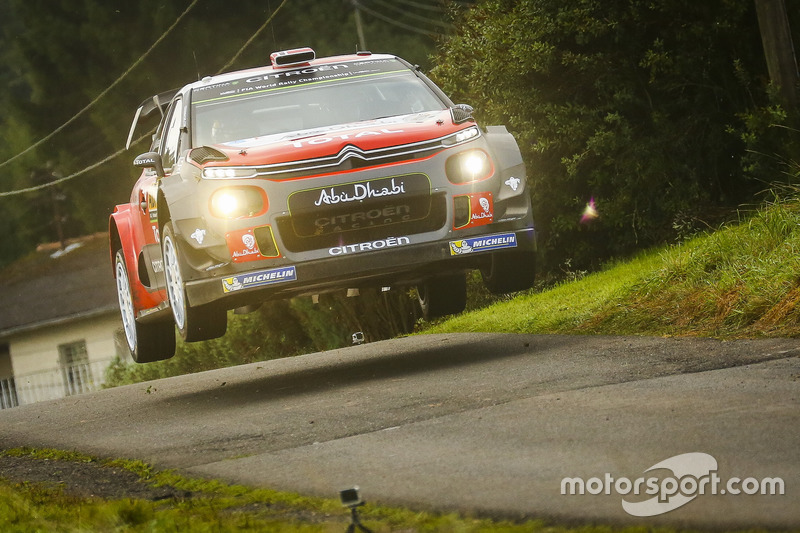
[277,182,447,253]
[248,137,448,180]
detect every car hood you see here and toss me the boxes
[204,110,469,166]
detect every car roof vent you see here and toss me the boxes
[270,47,316,68]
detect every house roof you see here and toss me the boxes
[0,233,119,338]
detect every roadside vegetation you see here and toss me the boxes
[428,191,800,339]
[0,448,586,533]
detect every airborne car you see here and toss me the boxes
[111,48,536,363]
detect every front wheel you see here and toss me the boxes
[115,249,175,363]
[162,222,227,342]
[417,273,467,320]
[480,250,536,295]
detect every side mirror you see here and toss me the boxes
[451,104,475,124]
[133,151,165,178]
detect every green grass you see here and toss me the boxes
[427,198,800,339]
[0,448,605,533]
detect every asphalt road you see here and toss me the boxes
[1,333,798,528]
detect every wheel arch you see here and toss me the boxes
[109,206,135,277]
[109,204,166,314]
[157,186,172,238]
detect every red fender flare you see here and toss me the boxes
[109,204,167,315]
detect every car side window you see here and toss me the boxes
[161,98,184,171]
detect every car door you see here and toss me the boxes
[136,96,185,291]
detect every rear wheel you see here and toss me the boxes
[417,273,467,320]
[162,222,227,342]
[114,250,175,363]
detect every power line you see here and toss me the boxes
[353,0,440,38]
[0,0,292,198]
[0,130,154,198]
[391,0,448,13]
[216,0,290,74]
[368,0,455,29]
[0,0,200,173]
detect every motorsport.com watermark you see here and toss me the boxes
[561,453,785,517]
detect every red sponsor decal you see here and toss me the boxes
[455,192,494,229]
[226,228,266,263]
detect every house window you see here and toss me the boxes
[0,344,18,409]
[58,340,91,396]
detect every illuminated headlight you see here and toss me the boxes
[443,126,480,146]
[209,187,267,218]
[445,149,493,183]
[202,167,257,179]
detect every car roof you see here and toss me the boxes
[127,52,409,149]
[183,52,400,93]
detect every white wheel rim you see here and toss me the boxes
[163,234,187,330]
[115,255,137,352]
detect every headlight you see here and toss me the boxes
[445,149,493,183]
[442,126,480,146]
[209,187,267,218]
[202,167,257,179]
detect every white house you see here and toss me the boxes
[0,232,127,409]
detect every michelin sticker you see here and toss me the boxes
[222,266,297,293]
[449,233,517,256]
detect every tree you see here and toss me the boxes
[0,0,447,268]
[754,0,799,119]
[432,0,799,271]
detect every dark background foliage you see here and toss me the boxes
[1,0,797,378]
[431,0,800,271]
[0,0,441,266]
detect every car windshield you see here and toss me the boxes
[191,58,446,147]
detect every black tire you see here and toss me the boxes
[114,249,176,363]
[480,250,536,295]
[162,222,227,342]
[417,273,467,320]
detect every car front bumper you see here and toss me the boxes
[184,224,535,309]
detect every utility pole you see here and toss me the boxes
[50,185,67,251]
[352,0,367,51]
[754,0,799,118]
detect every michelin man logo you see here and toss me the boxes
[222,277,244,292]
[449,240,473,255]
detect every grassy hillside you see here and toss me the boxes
[426,197,800,339]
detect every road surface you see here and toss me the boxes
[0,333,798,528]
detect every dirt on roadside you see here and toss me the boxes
[0,453,191,501]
